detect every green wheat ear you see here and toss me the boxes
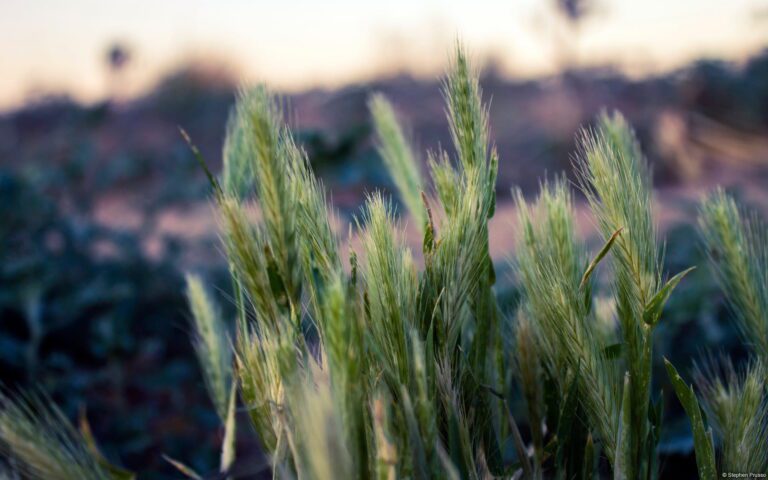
[185,273,233,423]
[513,309,545,473]
[5,41,746,480]
[288,365,355,480]
[699,189,768,359]
[369,94,426,232]
[575,110,697,479]
[697,191,768,475]
[513,177,621,462]
[0,389,111,480]
[358,192,417,386]
[694,357,768,473]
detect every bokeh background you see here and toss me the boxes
[1,1,768,478]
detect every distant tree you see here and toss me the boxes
[104,42,132,102]
[554,0,592,25]
[107,44,130,72]
[552,0,593,69]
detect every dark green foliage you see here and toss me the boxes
[0,172,225,478]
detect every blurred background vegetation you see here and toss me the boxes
[1,1,768,478]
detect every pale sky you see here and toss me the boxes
[1,0,766,110]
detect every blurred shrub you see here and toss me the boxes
[681,50,768,129]
[0,171,223,478]
[146,63,236,123]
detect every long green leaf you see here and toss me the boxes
[664,359,717,480]
[583,434,595,480]
[580,227,623,289]
[179,127,222,198]
[505,405,533,479]
[79,412,135,480]
[556,374,579,473]
[401,388,430,480]
[643,267,696,327]
[220,383,237,474]
[614,373,631,480]
[435,442,461,480]
[162,455,203,480]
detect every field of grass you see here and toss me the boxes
[1,45,767,479]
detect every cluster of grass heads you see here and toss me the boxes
[1,44,767,479]
[690,191,768,475]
